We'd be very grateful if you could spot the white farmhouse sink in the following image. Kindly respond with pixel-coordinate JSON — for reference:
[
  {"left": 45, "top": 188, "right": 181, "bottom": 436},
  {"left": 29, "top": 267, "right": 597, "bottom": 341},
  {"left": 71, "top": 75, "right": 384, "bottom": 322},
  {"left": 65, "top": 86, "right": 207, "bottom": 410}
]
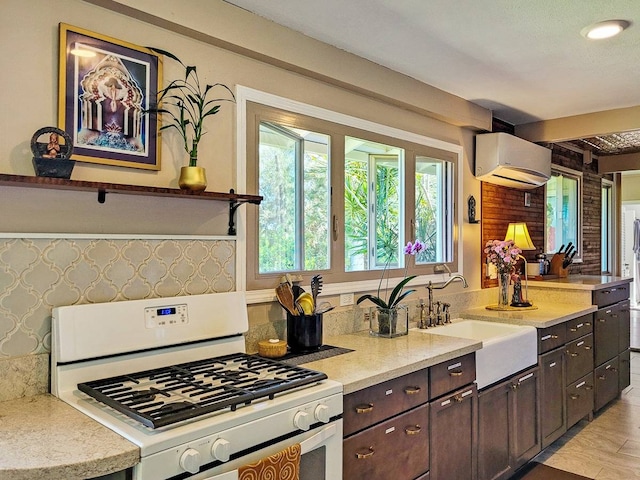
[{"left": 413, "top": 320, "right": 537, "bottom": 389}]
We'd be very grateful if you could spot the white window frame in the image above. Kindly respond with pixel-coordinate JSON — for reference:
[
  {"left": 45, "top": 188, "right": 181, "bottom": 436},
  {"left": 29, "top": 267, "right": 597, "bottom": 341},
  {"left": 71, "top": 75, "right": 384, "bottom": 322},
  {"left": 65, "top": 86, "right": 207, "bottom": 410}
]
[
  {"left": 601, "top": 178, "right": 616, "bottom": 274},
  {"left": 545, "top": 164, "right": 583, "bottom": 262},
  {"left": 235, "top": 86, "right": 464, "bottom": 304}
]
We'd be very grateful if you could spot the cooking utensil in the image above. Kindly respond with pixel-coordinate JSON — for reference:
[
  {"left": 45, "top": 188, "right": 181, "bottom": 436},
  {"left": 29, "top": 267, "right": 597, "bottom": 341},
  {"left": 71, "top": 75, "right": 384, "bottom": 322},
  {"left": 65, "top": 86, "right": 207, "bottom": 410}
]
[
  {"left": 565, "top": 242, "right": 573, "bottom": 254},
  {"left": 315, "top": 302, "right": 335, "bottom": 314},
  {"left": 296, "top": 292, "right": 314, "bottom": 315},
  {"left": 557, "top": 244, "right": 565, "bottom": 254},
  {"left": 276, "top": 283, "right": 299, "bottom": 316},
  {"left": 311, "top": 275, "right": 323, "bottom": 312}
]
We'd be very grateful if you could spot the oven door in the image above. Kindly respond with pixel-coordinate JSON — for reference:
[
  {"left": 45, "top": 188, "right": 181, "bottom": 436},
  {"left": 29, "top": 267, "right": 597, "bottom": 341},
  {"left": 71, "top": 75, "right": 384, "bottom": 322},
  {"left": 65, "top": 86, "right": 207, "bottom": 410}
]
[{"left": 188, "top": 419, "right": 342, "bottom": 480}]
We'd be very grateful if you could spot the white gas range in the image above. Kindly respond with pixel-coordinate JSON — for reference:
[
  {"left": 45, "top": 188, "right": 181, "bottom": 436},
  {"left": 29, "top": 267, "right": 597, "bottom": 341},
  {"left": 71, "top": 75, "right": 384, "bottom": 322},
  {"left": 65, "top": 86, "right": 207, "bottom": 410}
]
[{"left": 51, "top": 292, "right": 343, "bottom": 480}]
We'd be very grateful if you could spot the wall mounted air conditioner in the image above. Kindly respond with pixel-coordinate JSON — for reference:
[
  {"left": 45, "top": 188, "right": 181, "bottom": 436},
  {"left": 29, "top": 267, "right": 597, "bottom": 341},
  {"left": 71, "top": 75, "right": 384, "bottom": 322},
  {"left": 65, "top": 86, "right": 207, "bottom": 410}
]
[{"left": 475, "top": 132, "right": 551, "bottom": 189}]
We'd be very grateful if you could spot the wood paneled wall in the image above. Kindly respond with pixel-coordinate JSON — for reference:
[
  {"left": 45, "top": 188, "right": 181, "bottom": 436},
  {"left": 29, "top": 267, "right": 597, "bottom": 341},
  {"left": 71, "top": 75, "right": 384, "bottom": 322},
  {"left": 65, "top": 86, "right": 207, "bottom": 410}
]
[
  {"left": 479, "top": 140, "right": 610, "bottom": 288},
  {"left": 481, "top": 183, "right": 545, "bottom": 288}
]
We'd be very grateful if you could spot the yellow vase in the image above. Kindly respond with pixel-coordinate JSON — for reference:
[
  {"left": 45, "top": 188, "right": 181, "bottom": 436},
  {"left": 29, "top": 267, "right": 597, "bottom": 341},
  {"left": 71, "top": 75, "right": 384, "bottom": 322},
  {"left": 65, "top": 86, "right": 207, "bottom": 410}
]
[{"left": 178, "top": 166, "right": 207, "bottom": 191}]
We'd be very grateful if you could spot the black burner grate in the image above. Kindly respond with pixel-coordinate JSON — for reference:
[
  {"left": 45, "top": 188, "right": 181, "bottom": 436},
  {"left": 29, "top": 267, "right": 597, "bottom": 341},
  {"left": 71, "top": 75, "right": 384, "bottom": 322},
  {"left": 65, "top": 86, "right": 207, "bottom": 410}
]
[{"left": 78, "top": 352, "right": 327, "bottom": 429}]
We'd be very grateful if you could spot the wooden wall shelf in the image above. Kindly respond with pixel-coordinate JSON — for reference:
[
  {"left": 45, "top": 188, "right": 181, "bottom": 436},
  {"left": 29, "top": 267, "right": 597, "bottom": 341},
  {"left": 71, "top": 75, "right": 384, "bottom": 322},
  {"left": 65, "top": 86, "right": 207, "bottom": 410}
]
[{"left": 0, "top": 174, "right": 262, "bottom": 235}]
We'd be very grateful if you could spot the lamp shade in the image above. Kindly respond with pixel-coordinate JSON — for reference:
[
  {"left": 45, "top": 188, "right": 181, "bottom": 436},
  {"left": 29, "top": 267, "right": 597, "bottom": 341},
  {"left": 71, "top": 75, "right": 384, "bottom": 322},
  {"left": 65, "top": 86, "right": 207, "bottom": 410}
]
[{"left": 504, "top": 222, "right": 536, "bottom": 250}]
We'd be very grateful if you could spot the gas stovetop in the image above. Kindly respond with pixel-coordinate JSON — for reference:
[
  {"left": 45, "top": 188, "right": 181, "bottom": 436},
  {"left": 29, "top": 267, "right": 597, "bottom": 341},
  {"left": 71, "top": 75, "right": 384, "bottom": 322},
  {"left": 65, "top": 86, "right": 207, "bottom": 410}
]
[{"left": 78, "top": 352, "right": 328, "bottom": 429}]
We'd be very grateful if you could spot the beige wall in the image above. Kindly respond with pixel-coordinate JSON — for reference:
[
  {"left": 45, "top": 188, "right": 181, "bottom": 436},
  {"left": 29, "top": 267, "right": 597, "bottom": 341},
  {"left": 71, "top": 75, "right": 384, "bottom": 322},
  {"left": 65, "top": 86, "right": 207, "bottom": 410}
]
[
  {"left": 622, "top": 173, "right": 640, "bottom": 202},
  {"left": 0, "top": 0, "right": 486, "bottom": 399},
  {"left": 0, "top": 0, "right": 484, "bottom": 283}
]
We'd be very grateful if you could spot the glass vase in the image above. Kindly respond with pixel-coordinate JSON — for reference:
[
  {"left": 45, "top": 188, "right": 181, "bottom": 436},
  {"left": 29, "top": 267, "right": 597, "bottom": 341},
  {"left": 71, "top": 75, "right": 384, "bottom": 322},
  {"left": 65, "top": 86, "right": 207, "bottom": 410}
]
[
  {"left": 498, "top": 272, "right": 510, "bottom": 308},
  {"left": 370, "top": 305, "right": 408, "bottom": 338}
]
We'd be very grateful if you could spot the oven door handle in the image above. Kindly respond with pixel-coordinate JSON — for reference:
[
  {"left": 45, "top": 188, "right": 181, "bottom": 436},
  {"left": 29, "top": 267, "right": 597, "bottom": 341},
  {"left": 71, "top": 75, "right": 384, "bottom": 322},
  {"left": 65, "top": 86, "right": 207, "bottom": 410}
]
[{"left": 300, "top": 422, "right": 338, "bottom": 454}]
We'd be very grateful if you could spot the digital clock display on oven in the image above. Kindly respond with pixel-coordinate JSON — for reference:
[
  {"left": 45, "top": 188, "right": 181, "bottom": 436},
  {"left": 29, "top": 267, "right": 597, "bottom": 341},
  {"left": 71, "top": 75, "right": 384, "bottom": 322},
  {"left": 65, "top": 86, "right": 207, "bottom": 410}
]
[{"left": 157, "top": 307, "right": 176, "bottom": 316}]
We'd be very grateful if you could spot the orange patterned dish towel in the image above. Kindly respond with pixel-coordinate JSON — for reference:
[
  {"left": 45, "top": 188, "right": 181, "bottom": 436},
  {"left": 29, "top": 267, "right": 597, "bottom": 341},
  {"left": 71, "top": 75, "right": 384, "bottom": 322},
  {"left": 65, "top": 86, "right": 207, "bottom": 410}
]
[{"left": 238, "top": 443, "right": 301, "bottom": 480}]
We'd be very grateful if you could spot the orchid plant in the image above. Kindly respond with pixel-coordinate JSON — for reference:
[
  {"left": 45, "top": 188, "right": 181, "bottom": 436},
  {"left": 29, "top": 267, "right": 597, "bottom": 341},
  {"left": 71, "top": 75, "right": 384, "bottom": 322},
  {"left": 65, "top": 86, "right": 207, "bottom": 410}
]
[
  {"left": 357, "top": 240, "right": 425, "bottom": 310},
  {"left": 484, "top": 239, "right": 522, "bottom": 274}
]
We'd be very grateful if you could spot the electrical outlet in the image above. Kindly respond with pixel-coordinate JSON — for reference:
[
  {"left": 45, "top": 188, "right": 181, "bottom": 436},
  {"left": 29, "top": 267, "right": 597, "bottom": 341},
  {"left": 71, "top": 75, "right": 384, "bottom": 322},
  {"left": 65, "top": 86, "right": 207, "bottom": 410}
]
[{"left": 340, "top": 293, "right": 354, "bottom": 306}]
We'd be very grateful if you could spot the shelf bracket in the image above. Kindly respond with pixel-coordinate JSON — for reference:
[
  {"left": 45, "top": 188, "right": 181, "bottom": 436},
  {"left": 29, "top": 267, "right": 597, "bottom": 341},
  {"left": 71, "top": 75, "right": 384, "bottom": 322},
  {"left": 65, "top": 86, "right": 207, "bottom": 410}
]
[
  {"left": 228, "top": 189, "right": 261, "bottom": 235},
  {"left": 98, "top": 189, "right": 107, "bottom": 204}
]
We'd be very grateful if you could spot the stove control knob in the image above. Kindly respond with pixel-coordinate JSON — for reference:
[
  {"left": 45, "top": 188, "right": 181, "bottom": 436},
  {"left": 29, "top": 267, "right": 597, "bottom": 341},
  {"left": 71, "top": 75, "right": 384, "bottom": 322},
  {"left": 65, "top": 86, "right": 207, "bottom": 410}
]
[
  {"left": 314, "top": 404, "right": 331, "bottom": 423},
  {"left": 179, "top": 448, "right": 201, "bottom": 474},
  {"left": 293, "top": 411, "right": 311, "bottom": 431},
  {"left": 212, "top": 438, "right": 231, "bottom": 462}
]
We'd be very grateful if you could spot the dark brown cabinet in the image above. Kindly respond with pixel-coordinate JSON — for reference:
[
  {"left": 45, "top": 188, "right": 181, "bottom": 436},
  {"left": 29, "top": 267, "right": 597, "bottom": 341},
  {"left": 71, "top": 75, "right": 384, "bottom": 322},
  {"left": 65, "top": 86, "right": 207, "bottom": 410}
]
[
  {"left": 343, "top": 369, "right": 430, "bottom": 480},
  {"left": 594, "top": 306, "right": 620, "bottom": 367},
  {"left": 566, "top": 373, "right": 594, "bottom": 428},
  {"left": 540, "top": 348, "right": 566, "bottom": 447},
  {"left": 594, "top": 357, "right": 620, "bottom": 411},
  {"left": 593, "top": 288, "right": 631, "bottom": 412},
  {"left": 477, "top": 367, "right": 540, "bottom": 480},
  {"left": 343, "top": 404, "right": 429, "bottom": 480},
  {"left": 565, "top": 334, "right": 594, "bottom": 385},
  {"left": 430, "top": 384, "right": 477, "bottom": 480}
]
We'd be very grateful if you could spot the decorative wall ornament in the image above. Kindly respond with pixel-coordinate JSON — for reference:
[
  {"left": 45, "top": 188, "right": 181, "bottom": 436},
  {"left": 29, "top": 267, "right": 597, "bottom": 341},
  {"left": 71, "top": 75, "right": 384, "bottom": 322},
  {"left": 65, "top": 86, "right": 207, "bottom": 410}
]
[{"left": 58, "top": 23, "right": 162, "bottom": 170}]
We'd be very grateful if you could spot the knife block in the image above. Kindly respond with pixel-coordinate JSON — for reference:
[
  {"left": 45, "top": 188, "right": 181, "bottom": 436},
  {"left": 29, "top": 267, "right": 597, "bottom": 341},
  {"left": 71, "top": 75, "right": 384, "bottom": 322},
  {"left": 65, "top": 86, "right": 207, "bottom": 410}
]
[{"left": 550, "top": 253, "right": 569, "bottom": 277}]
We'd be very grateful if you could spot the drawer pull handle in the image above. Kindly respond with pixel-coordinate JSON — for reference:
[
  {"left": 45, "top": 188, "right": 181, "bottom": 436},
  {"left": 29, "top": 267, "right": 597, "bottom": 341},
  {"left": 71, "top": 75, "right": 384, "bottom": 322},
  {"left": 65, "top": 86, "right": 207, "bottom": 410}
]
[
  {"left": 405, "top": 425, "right": 421, "bottom": 435},
  {"left": 585, "top": 385, "right": 593, "bottom": 390},
  {"left": 598, "top": 319, "right": 606, "bottom": 323},
  {"left": 404, "top": 386, "right": 421, "bottom": 395},
  {"left": 356, "top": 447, "right": 375, "bottom": 459},
  {"left": 569, "top": 393, "right": 580, "bottom": 400},
  {"left": 510, "top": 383, "right": 518, "bottom": 391},
  {"left": 454, "top": 395, "right": 464, "bottom": 402},
  {"left": 584, "top": 346, "right": 592, "bottom": 350},
  {"left": 449, "top": 370, "right": 463, "bottom": 377},
  {"left": 586, "top": 322, "right": 591, "bottom": 326},
  {"left": 355, "top": 403, "right": 374, "bottom": 414},
  {"left": 567, "top": 351, "right": 579, "bottom": 357},
  {"left": 598, "top": 375, "right": 606, "bottom": 380}
]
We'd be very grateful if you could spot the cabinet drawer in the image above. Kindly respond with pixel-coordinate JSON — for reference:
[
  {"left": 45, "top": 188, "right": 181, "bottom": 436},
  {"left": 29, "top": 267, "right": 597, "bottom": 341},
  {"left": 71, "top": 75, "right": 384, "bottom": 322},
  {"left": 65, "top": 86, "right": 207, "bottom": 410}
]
[
  {"left": 343, "top": 403, "right": 429, "bottom": 480},
  {"left": 538, "top": 323, "right": 566, "bottom": 354},
  {"left": 565, "top": 334, "right": 593, "bottom": 385},
  {"left": 595, "top": 357, "right": 619, "bottom": 411},
  {"left": 594, "top": 305, "right": 621, "bottom": 366},
  {"left": 344, "top": 369, "right": 429, "bottom": 436},
  {"left": 593, "top": 284, "right": 630, "bottom": 308},
  {"left": 429, "top": 353, "right": 476, "bottom": 399},
  {"left": 618, "top": 301, "right": 631, "bottom": 354},
  {"left": 566, "top": 373, "right": 594, "bottom": 429},
  {"left": 566, "top": 314, "right": 593, "bottom": 342}
]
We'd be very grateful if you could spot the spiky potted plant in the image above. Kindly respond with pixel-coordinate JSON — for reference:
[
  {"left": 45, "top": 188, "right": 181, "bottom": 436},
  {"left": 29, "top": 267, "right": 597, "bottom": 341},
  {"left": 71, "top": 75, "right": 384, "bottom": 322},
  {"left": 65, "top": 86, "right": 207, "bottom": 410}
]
[{"left": 147, "top": 48, "right": 235, "bottom": 190}]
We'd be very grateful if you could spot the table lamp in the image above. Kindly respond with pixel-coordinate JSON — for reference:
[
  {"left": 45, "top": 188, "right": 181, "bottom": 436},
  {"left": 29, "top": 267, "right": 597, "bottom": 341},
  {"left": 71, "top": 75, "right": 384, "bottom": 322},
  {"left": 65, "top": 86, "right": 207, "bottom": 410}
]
[{"left": 504, "top": 222, "right": 535, "bottom": 307}]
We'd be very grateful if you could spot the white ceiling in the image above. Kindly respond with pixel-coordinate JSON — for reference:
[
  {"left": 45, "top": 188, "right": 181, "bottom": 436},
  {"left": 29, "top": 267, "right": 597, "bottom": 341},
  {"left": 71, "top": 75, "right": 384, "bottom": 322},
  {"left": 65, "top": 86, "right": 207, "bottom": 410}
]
[{"left": 224, "top": 0, "right": 640, "bottom": 126}]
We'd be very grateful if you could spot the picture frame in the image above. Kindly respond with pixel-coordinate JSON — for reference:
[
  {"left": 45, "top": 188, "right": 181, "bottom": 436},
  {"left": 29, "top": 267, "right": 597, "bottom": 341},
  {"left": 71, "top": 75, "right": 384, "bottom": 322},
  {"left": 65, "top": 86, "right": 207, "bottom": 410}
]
[{"left": 58, "top": 23, "right": 162, "bottom": 170}]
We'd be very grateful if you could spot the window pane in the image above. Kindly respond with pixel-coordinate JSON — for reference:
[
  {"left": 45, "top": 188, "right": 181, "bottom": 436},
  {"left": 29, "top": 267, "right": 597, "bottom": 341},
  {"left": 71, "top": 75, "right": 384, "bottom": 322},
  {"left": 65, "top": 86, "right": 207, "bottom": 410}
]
[
  {"left": 344, "top": 137, "right": 403, "bottom": 272},
  {"left": 546, "top": 173, "right": 579, "bottom": 253},
  {"left": 415, "top": 157, "right": 452, "bottom": 263},
  {"left": 601, "top": 184, "right": 612, "bottom": 272},
  {"left": 258, "top": 122, "right": 330, "bottom": 274}
]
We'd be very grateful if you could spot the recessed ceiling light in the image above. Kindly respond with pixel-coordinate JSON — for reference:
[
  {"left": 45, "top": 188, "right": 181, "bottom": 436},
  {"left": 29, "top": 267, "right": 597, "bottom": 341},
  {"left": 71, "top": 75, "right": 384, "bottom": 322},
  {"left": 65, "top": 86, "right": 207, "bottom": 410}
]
[{"left": 581, "top": 20, "right": 630, "bottom": 39}]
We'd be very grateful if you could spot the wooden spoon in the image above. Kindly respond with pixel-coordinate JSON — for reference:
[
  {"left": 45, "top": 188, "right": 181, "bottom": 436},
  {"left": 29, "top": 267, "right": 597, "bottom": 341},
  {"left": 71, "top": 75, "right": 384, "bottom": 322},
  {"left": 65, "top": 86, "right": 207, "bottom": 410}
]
[{"left": 275, "top": 283, "right": 299, "bottom": 316}]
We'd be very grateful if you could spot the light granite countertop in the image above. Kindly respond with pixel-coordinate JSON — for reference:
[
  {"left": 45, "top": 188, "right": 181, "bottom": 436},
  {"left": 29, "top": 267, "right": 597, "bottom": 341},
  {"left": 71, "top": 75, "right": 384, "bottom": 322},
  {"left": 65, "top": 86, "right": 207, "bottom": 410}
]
[
  {"left": 461, "top": 303, "right": 597, "bottom": 329},
  {"left": 299, "top": 329, "right": 482, "bottom": 394},
  {"left": 0, "top": 394, "right": 138, "bottom": 480},
  {"left": 528, "top": 274, "right": 632, "bottom": 290}
]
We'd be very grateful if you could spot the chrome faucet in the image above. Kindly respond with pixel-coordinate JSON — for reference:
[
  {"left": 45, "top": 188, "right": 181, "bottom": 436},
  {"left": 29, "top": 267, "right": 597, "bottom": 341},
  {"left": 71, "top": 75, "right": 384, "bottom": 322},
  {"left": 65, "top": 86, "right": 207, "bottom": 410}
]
[{"left": 418, "top": 274, "right": 468, "bottom": 329}]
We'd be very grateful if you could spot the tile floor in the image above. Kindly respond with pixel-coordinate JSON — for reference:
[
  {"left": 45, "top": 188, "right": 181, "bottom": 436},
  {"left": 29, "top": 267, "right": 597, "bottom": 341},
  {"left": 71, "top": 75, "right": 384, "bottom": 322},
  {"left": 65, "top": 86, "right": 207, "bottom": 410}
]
[{"left": 534, "top": 334, "right": 640, "bottom": 478}]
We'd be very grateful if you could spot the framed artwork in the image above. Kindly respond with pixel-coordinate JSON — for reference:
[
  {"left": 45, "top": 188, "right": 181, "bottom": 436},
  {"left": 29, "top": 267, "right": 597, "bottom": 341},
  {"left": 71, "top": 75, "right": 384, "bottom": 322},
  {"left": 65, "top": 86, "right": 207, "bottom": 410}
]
[{"left": 58, "top": 23, "right": 162, "bottom": 170}]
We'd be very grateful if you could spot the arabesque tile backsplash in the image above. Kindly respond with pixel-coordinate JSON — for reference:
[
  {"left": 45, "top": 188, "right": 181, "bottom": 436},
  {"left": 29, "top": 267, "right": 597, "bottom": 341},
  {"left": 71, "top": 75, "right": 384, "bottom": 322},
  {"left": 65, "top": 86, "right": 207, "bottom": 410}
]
[{"left": 0, "top": 237, "right": 235, "bottom": 358}]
